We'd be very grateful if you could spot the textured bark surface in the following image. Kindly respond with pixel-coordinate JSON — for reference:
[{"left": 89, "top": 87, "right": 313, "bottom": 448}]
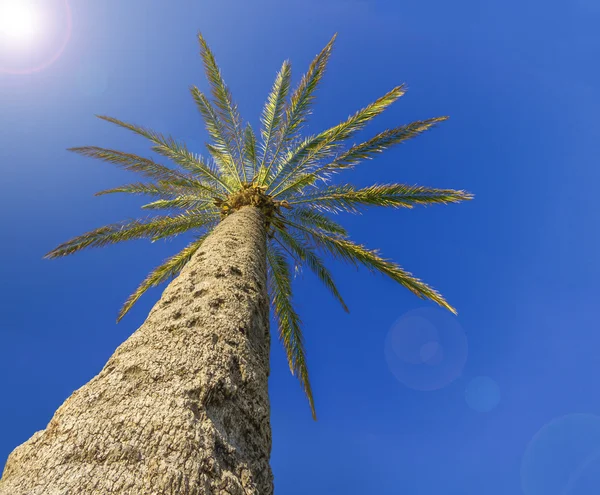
[{"left": 0, "top": 206, "right": 273, "bottom": 495}]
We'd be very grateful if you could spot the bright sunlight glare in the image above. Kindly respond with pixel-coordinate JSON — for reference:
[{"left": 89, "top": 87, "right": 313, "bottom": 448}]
[{"left": 0, "top": 1, "right": 41, "bottom": 45}]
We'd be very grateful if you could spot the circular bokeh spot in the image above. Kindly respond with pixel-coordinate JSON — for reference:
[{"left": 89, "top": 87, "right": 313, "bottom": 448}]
[
  {"left": 465, "top": 376, "right": 500, "bottom": 412},
  {"left": 521, "top": 413, "right": 600, "bottom": 495},
  {"left": 577, "top": 0, "right": 600, "bottom": 14},
  {"left": 420, "top": 341, "right": 443, "bottom": 366},
  {"left": 384, "top": 307, "right": 468, "bottom": 391},
  {"left": 76, "top": 63, "right": 109, "bottom": 97},
  {"left": 0, "top": 0, "right": 72, "bottom": 75}
]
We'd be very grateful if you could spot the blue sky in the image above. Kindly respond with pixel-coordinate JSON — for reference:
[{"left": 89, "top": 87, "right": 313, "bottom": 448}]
[{"left": 1, "top": 0, "right": 600, "bottom": 493}]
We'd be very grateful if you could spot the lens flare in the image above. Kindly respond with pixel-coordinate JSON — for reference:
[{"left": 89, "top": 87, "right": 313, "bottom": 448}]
[
  {"left": 0, "top": 0, "right": 72, "bottom": 75},
  {"left": 0, "top": 1, "right": 40, "bottom": 44},
  {"left": 384, "top": 307, "right": 468, "bottom": 391},
  {"left": 522, "top": 414, "right": 600, "bottom": 495}
]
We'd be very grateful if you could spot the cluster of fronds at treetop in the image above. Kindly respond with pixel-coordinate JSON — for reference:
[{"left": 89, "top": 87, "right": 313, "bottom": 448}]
[{"left": 46, "top": 33, "right": 473, "bottom": 419}]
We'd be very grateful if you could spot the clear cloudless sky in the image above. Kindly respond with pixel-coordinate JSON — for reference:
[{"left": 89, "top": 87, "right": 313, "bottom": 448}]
[{"left": 1, "top": 0, "right": 600, "bottom": 493}]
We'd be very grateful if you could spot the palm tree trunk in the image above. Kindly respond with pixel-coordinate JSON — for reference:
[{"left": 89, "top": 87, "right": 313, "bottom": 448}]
[{"left": 0, "top": 206, "right": 273, "bottom": 495}]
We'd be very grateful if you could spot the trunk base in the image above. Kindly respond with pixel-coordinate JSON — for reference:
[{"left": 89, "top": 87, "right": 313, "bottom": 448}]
[{"left": 0, "top": 206, "right": 273, "bottom": 495}]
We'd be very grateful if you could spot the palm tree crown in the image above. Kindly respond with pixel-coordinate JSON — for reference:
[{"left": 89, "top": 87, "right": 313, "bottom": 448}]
[{"left": 46, "top": 33, "right": 472, "bottom": 418}]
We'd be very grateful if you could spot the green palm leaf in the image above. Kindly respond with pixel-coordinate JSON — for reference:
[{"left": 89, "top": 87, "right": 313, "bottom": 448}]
[
  {"left": 45, "top": 212, "right": 218, "bottom": 258},
  {"left": 282, "top": 219, "right": 456, "bottom": 314},
  {"left": 289, "top": 207, "right": 348, "bottom": 237},
  {"left": 191, "top": 86, "right": 244, "bottom": 184},
  {"left": 197, "top": 33, "right": 245, "bottom": 164},
  {"left": 275, "top": 228, "right": 349, "bottom": 312},
  {"left": 267, "top": 242, "right": 316, "bottom": 419},
  {"left": 244, "top": 123, "right": 258, "bottom": 179},
  {"left": 68, "top": 146, "right": 219, "bottom": 194},
  {"left": 141, "top": 197, "right": 217, "bottom": 211},
  {"left": 257, "top": 60, "right": 292, "bottom": 183},
  {"left": 260, "top": 35, "right": 337, "bottom": 185},
  {"left": 289, "top": 183, "right": 473, "bottom": 213},
  {"left": 268, "top": 85, "right": 406, "bottom": 196},
  {"left": 329, "top": 118, "right": 448, "bottom": 170},
  {"left": 275, "top": 117, "right": 448, "bottom": 197},
  {"left": 94, "top": 181, "right": 213, "bottom": 200},
  {"left": 282, "top": 35, "right": 337, "bottom": 141},
  {"left": 96, "top": 115, "right": 231, "bottom": 192}
]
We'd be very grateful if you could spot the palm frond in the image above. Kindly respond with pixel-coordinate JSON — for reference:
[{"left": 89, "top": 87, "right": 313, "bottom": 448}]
[
  {"left": 94, "top": 181, "right": 216, "bottom": 201},
  {"left": 68, "top": 146, "right": 218, "bottom": 192},
  {"left": 96, "top": 115, "right": 231, "bottom": 192},
  {"left": 282, "top": 219, "right": 456, "bottom": 314},
  {"left": 244, "top": 123, "right": 258, "bottom": 179},
  {"left": 281, "top": 34, "right": 337, "bottom": 142},
  {"left": 330, "top": 117, "right": 448, "bottom": 170},
  {"left": 289, "top": 207, "right": 349, "bottom": 237},
  {"left": 94, "top": 182, "right": 176, "bottom": 198},
  {"left": 289, "top": 183, "right": 473, "bottom": 213},
  {"left": 141, "top": 197, "right": 217, "bottom": 211},
  {"left": 191, "top": 86, "right": 244, "bottom": 184},
  {"left": 275, "top": 117, "right": 448, "bottom": 197},
  {"left": 197, "top": 33, "right": 245, "bottom": 164},
  {"left": 257, "top": 60, "right": 292, "bottom": 183},
  {"left": 45, "top": 212, "right": 218, "bottom": 258},
  {"left": 261, "top": 35, "right": 337, "bottom": 182},
  {"left": 275, "top": 228, "right": 349, "bottom": 312},
  {"left": 268, "top": 85, "right": 406, "bottom": 196},
  {"left": 117, "top": 232, "right": 210, "bottom": 321},
  {"left": 151, "top": 141, "right": 231, "bottom": 193},
  {"left": 267, "top": 242, "right": 316, "bottom": 419},
  {"left": 204, "top": 142, "right": 243, "bottom": 185}
]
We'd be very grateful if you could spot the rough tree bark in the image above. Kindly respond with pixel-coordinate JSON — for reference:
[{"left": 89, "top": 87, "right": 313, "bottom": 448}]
[{"left": 0, "top": 206, "right": 273, "bottom": 495}]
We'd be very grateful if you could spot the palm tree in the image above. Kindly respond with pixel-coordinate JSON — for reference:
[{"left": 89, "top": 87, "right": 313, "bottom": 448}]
[{"left": 0, "top": 34, "right": 472, "bottom": 495}]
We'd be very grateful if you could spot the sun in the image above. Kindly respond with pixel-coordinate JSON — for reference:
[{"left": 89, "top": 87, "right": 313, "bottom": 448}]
[{"left": 0, "top": 1, "right": 41, "bottom": 45}]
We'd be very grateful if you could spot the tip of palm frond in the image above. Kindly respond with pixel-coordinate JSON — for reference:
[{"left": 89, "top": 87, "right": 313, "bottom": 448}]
[
  {"left": 423, "top": 115, "right": 449, "bottom": 128},
  {"left": 196, "top": 32, "right": 213, "bottom": 57},
  {"left": 306, "top": 385, "right": 317, "bottom": 420},
  {"left": 43, "top": 246, "right": 65, "bottom": 259},
  {"left": 445, "top": 189, "right": 474, "bottom": 203},
  {"left": 313, "top": 33, "right": 337, "bottom": 54},
  {"left": 413, "top": 280, "right": 457, "bottom": 315},
  {"left": 96, "top": 114, "right": 123, "bottom": 128},
  {"left": 96, "top": 114, "right": 127, "bottom": 128},
  {"left": 337, "top": 296, "right": 350, "bottom": 313},
  {"left": 432, "top": 295, "right": 457, "bottom": 315},
  {"left": 388, "top": 84, "right": 407, "bottom": 100},
  {"left": 444, "top": 301, "right": 458, "bottom": 315},
  {"left": 116, "top": 299, "right": 134, "bottom": 323},
  {"left": 444, "top": 188, "right": 474, "bottom": 203}
]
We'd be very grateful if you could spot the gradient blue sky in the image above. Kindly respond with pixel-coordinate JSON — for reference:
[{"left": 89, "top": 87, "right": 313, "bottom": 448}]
[{"left": 1, "top": 1, "right": 600, "bottom": 493}]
